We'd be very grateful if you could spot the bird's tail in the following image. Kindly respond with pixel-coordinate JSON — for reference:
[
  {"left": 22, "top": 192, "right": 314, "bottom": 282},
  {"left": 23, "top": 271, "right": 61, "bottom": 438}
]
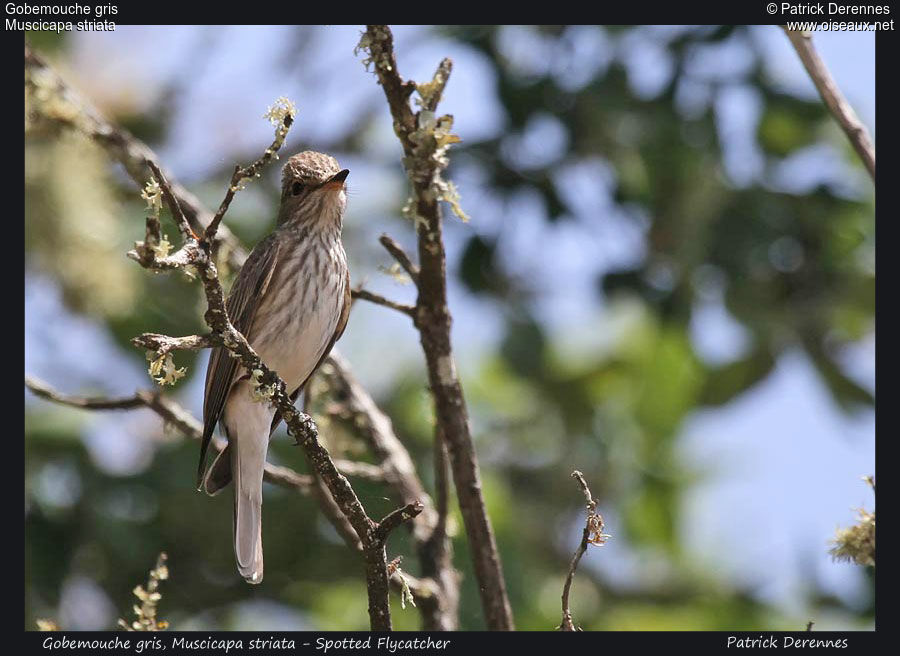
[
  {"left": 231, "top": 431, "right": 266, "bottom": 585},
  {"left": 202, "top": 444, "right": 232, "bottom": 496}
]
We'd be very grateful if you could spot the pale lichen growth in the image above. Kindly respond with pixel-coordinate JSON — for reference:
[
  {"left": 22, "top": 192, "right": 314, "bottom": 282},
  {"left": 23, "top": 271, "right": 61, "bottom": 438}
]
[
  {"left": 407, "top": 111, "right": 469, "bottom": 225},
  {"left": 436, "top": 355, "right": 457, "bottom": 387},
  {"left": 586, "top": 511, "right": 612, "bottom": 547},
  {"left": 249, "top": 368, "right": 276, "bottom": 403},
  {"left": 387, "top": 557, "right": 416, "bottom": 611},
  {"left": 829, "top": 476, "right": 875, "bottom": 567},
  {"left": 354, "top": 32, "right": 375, "bottom": 71},
  {"left": 355, "top": 27, "right": 393, "bottom": 74},
  {"left": 433, "top": 116, "right": 462, "bottom": 150},
  {"left": 224, "top": 96, "right": 297, "bottom": 195},
  {"left": 354, "top": 29, "right": 469, "bottom": 226},
  {"left": 222, "top": 332, "right": 239, "bottom": 350},
  {"left": 263, "top": 96, "right": 296, "bottom": 146},
  {"left": 147, "top": 352, "right": 186, "bottom": 387},
  {"left": 398, "top": 572, "right": 416, "bottom": 610},
  {"left": 415, "top": 76, "right": 447, "bottom": 109},
  {"left": 830, "top": 508, "right": 875, "bottom": 566},
  {"left": 25, "top": 64, "right": 84, "bottom": 130},
  {"left": 181, "top": 264, "right": 198, "bottom": 281},
  {"left": 378, "top": 262, "right": 412, "bottom": 285},
  {"left": 150, "top": 233, "right": 172, "bottom": 260},
  {"left": 435, "top": 179, "right": 469, "bottom": 223},
  {"left": 141, "top": 179, "right": 163, "bottom": 217},
  {"left": 264, "top": 96, "right": 296, "bottom": 129},
  {"left": 402, "top": 196, "right": 429, "bottom": 233},
  {"left": 118, "top": 552, "right": 169, "bottom": 631}
]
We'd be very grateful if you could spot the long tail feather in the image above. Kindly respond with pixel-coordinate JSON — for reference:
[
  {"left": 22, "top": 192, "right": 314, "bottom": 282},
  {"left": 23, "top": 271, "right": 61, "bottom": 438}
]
[{"left": 231, "top": 423, "right": 266, "bottom": 585}]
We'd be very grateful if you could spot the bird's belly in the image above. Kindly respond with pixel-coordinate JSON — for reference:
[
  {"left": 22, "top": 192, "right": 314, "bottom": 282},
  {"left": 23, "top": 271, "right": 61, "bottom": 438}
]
[
  {"left": 249, "top": 269, "right": 344, "bottom": 392},
  {"left": 258, "top": 307, "right": 338, "bottom": 389}
]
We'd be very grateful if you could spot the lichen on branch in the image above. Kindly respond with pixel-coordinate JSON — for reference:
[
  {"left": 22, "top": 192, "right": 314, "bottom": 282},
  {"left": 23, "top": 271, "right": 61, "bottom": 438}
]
[
  {"left": 118, "top": 552, "right": 169, "bottom": 632},
  {"left": 829, "top": 476, "right": 875, "bottom": 567},
  {"left": 123, "top": 96, "right": 422, "bottom": 631},
  {"left": 357, "top": 24, "right": 511, "bottom": 631}
]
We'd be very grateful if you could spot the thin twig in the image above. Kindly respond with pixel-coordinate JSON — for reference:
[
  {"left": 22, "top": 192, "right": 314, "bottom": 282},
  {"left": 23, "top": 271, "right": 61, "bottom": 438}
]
[
  {"left": 137, "top": 214, "right": 163, "bottom": 267},
  {"left": 320, "top": 353, "right": 439, "bottom": 541},
  {"left": 379, "top": 234, "right": 420, "bottom": 287},
  {"left": 147, "top": 161, "right": 195, "bottom": 242},
  {"left": 204, "top": 101, "right": 293, "bottom": 244},
  {"left": 319, "top": 353, "right": 459, "bottom": 629},
  {"left": 351, "top": 288, "right": 416, "bottom": 318},
  {"left": 132, "top": 126, "right": 409, "bottom": 630},
  {"left": 430, "top": 426, "right": 450, "bottom": 550},
  {"left": 25, "top": 377, "right": 315, "bottom": 495},
  {"left": 131, "top": 333, "right": 215, "bottom": 356},
  {"left": 414, "top": 425, "right": 458, "bottom": 630},
  {"left": 375, "top": 502, "right": 426, "bottom": 542},
  {"left": 24, "top": 43, "right": 247, "bottom": 270},
  {"left": 559, "top": 471, "right": 609, "bottom": 631},
  {"left": 26, "top": 376, "right": 425, "bottom": 567},
  {"left": 782, "top": 28, "right": 875, "bottom": 181},
  {"left": 26, "top": 44, "right": 447, "bottom": 630},
  {"left": 333, "top": 459, "right": 389, "bottom": 483},
  {"left": 25, "top": 377, "right": 145, "bottom": 410}
]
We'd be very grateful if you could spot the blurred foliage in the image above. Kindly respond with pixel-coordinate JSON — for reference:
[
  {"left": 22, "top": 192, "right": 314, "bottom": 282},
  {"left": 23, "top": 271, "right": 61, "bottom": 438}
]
[{"left": 25, "top": 25, "right": 874, "bottom": 631}]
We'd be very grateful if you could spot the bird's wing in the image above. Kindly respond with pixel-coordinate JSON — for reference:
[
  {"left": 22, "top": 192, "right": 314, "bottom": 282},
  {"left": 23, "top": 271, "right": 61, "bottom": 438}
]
[
  {"left": 268, "top": 267, "right": 352, "bottom": 436},
  {"left": 198, "top": 234, "right": 282, "bottom": 485}
]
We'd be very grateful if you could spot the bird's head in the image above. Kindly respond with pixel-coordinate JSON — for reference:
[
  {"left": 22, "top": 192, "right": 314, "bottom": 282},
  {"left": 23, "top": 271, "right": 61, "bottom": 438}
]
[{"left": 277, "top": 151, "right": 349, "bottom": 228}]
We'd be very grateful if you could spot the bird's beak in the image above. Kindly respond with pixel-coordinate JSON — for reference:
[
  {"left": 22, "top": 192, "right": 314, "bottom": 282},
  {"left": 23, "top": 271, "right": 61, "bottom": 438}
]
[{"left": 323, "top": 169, "right": 350, "bottom": 191}]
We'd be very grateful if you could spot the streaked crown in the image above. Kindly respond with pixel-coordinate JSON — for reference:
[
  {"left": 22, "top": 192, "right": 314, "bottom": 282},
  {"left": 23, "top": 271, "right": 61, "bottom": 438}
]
[{"left": 282, "top": 151, "right": 341, "bottom": 186}]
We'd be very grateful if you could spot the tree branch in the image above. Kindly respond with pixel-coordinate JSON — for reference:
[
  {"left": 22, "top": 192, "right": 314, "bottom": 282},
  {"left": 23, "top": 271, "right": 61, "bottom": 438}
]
[
  {"left": 25, "top": 377, "right": 316, "bottom": 495},
  {"left": 782, "top": 28, "right": 875, "bottom": 182},
  {"left": 359, "top": 24, "right": 514, "bottom": 630},
  {"left": 24, "top": 43, "right": 248, "bottom": 270},
  {"left": 130, "top": 333, "right": 215, "bottom": 356},
  {"left": 26, "top": 373, "right": 432, "bottom": 618},
  {"left": 351, "top": 288, "right": 416, "bottom": 318},
  {"left": 379, "top": 234, "right": 420, "bottom": 287},
  {"left": 319, "top": 352, "right": 460, "bottom": 630},
  {"left": 147, "top": 160, "right": 196, "bottom": 242},
  {"left": 375, "top": 502, "right": 425, "bottom": 542},
  {"left": 128, "top": 122, "right": 419, "bottom": 630},
  {"left": 27, "top": 42, "right": 453, "bottom": 631},
  {"left": 204, "top": 102, "right": 292, "bottom": 245},
  {"left": 25, "top": 376, "right": 145, "bottom": 410},
  {"left": 27, "top": 374, "right": 440, "bottom": 621},
  {"left": 559, "top": 471, "right": 609, "bottom": 631}
]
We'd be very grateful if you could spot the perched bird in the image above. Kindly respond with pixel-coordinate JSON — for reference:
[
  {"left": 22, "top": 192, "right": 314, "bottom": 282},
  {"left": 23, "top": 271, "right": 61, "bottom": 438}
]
[{"left": 198, "top": 151, "right": 351, "bottom": 584}]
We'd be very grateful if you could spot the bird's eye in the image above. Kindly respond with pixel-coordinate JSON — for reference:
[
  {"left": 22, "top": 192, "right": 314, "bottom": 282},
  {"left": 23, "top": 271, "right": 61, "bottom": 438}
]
[{"left": 291, "top": 182, "right": 305, "bottom": 196}]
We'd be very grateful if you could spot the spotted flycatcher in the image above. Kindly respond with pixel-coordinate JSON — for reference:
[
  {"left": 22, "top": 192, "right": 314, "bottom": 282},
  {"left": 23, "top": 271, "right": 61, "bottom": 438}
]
[{"left": 198, "top": 151, "right": 351, "bottom": 584}]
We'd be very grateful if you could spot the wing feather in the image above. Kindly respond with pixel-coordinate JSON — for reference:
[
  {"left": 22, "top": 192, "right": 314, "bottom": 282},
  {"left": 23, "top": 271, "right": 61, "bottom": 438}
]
[{"left": 198, "top": 234, "right": 281, "bottom": 485}]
